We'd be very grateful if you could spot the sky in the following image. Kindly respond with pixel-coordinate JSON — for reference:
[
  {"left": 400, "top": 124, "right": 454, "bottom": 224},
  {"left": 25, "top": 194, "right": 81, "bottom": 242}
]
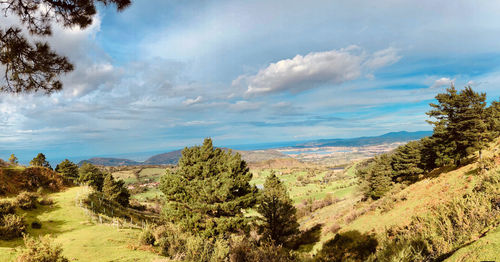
[{"left": 2, "top": 0, "right": 500, "bottom": 164}]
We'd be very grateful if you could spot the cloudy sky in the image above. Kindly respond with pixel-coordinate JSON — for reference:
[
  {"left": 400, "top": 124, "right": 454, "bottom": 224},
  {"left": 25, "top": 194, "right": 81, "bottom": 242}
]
[{"left": 2, "top": 0, "right": 500, "bottom": 163}]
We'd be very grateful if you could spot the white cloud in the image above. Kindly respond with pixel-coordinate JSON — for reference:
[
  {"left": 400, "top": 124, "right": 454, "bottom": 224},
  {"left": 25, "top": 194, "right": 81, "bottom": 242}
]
[
  {"left": 183, "top": 96, "right": 203, "bottom": 106},
  {"left": 236, "top": 46, "right": 400, "bottom": 96},
  {"left": 430, "top": 77, "right": 454, "bottom": 89}
]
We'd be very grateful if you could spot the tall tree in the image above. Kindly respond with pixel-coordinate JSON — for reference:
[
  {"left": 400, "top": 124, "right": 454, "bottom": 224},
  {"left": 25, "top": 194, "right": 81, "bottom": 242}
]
[
  {"left": 427, "top": 86, "right": 491, "bottom": 165},
  {"left": 257, "top": 171, "right": 299, "bottom": 246},
  {"left": 159, "top": 138, "right": 257, "bottom": 237},
  {"left": 367, "top": 155, "right": 393, "bottom": 199},
  {"left": 102, "top": 174, "right": 130, "bottom": 206},
  {"left": 8, "top": 154, "right": 18, "bottom": 165},
  {"left": 78, "top": 162, "right": 104, "bottom": 191},
  {"left": 29, "top": 153, "right": 51, "bottom": 169},
  {"left": 0, "top": 0, "right": 131, "bottom": 93},
  {"left": 55, "top": 159, "right": 79, "bottom": 182},
  {"left": 391, "top": 141, "right": 424, "bottom": 183}
]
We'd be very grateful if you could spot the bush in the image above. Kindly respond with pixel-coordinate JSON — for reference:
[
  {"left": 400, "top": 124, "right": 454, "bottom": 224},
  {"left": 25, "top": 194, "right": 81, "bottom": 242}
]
[
  {"left": 139, "top": 224, "right": 155, "bottom": 246},
  {"left": 0, "top": 199, "right": 16, "bottom": 216},
  {"left": 0, "top": 214, "right": 26, "bottom": 240},
  {"left": 16, "top": 235, "right": 69, "bottom": 262},
  {"left": 15, "top": 192, "right": 40, "bottom": 210},
  {"left": 229, "top": 235, "right": 299, "bottom": 262}
]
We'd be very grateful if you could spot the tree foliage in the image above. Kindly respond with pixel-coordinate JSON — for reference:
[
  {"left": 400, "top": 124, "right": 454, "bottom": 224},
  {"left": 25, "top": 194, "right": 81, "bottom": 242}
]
[
  {"left": 78, "top": 162, "right": 104, "bottom": 191},
  {"left": 0, "top": 0, "right": 131, "bottom": 93},
  {"left": 29, "top": 153, "right": 51, "bottom": 169},
  {"left": 8, "top": 154, "right": 18, "bottom": 164},
  {"left": 257, "top": 172, "right": 299, "bottom": 246},
  {"left": 159, "top": 138, "right": 257, "bottom": 237},
  {"left": 427, "top": 86, "right": 491, "bottom": 165},
  {"left": 102, "top": 173, "right": 130, "bottom": 206},
  {"left": 55, "top": 159, "right": 79, "bottom": 182}
]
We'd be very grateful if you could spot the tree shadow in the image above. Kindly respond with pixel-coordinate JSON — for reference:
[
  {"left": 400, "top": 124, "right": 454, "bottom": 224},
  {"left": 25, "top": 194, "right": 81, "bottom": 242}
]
[{"left": 290, "top": 223, "right": 322, "bottom": 252}]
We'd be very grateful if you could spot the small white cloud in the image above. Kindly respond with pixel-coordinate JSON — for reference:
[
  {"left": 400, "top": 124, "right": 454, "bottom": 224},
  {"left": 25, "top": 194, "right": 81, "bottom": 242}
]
[
  {"left": 363, "top": 47, "right": 401, "bottom": 70},
  {"left": 229, "top": 100, "right": 262, "bottom": 112},
  {"left": 430, "top": 77, "right": 454, "bottom": 88},
  {"left": 182, "top": 96, "right": 203, "bottom": 106}
]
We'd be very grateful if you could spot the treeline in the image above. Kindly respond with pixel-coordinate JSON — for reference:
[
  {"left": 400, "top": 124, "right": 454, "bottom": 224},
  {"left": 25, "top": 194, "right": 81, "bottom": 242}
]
[{"left": 357, "top": 86, "right": 500, "bottom": 199}]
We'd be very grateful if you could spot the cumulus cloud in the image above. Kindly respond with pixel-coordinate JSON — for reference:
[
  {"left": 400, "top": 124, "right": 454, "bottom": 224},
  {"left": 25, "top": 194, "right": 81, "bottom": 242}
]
[
  {"left": 430, "top": 77, "right": 454, "bottom": 89},
  {"left": 235, "top": 46, "right": 400, "bottom": 96}
]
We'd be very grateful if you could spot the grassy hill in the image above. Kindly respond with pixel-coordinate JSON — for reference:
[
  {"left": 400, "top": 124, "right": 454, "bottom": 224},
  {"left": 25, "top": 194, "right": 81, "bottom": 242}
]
[
  {"left": 294, "top": 139, "right": 500, "bottom": 259},
  {"left": 0, "top": 187, "right": 161, "bottom": 262}
]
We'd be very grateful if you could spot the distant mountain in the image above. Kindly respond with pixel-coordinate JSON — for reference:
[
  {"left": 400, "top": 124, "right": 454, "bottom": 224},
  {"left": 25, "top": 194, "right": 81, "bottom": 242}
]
[
  {"left": 77, "top": 131, "right": 433, "bottom": 166},
  {"left": 78, "top": 157, "right": 141, "bottom": 166},
  {"left": 143, "top": 150, "right": 182, "bottom": 165},
  {"left": 294, "top": 131, "right": 432, "bottom": 148}
]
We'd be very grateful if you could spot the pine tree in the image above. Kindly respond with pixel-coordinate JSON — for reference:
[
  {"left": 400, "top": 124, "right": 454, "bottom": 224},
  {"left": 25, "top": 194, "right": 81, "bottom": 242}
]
[
  {"left": 55, "top": 159, "right": 79, "bottom": 183},
  {"left": 427, "top": 86, "right": 491, "bottom": 165},
  {"left": 8, "top": 154, "right": 18, "bottom": 165},
  {"left": 78, "top": 163, "right": 104, "bottom": 191},
  {"left": 257, "top": 172, "right": 299, "bottom": 246},
  {"left": 102, "top": 174, "right": 130, "bottom": 206},
  {"left": 159, "top": 138, "right": 257, "bottom": 237},
  {"left": 391, "top": 141, "right": 424, "bottom": 183},
  {"left": 367, "top": 155, "right": 393, "bottom": 199},
  {"left": 29, "top": 153, "right": 51, "bottom": 169},
  {"left": 1, "top": 0, "right": 130, "bottom": 94}
]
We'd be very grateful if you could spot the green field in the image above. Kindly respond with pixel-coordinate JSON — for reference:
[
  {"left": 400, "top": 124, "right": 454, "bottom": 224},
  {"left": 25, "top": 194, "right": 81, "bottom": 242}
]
[{"left": 0, "top": 187, "right": 161, "bottom": 262}]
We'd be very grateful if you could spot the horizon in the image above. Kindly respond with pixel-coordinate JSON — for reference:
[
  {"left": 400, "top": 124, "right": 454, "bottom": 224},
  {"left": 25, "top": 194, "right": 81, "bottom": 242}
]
[
  {"left": 3, "top": 1, "right": 500, "bottom": 165},
  {"left": 2, "top": 130, "right": 431, "bottom": 166}
]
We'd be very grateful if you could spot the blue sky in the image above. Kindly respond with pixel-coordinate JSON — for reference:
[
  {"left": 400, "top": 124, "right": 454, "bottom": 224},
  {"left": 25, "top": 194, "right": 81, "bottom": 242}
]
[{"left": 2, "top": 0, "right": 500, "bottom": 164}]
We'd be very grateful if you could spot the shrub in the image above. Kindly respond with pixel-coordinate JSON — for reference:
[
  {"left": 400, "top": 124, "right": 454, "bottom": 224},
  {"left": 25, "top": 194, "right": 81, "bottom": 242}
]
[
  {"left": 16, "top": 235, "right": 69, "bottom": 262},
  {"left": 0, "top": 214, "right": 26, "bottom": 240},
  {"left": 229, "top": 236, "right": 298, "bottom": 262},
  {"left": 16, "top": 192, "right": 40, "bottom": 210},
  {"left": 139, "top": 224, "right": 155, "bottom": 246},
  {"left": 0, "top": 199, "right": 16, "bottom": 216}
]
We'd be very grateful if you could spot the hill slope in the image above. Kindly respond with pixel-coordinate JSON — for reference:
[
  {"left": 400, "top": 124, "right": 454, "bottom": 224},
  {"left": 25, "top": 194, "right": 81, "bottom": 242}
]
[{"left": 0, "top": 187, "right": 160, "bottom": 261}]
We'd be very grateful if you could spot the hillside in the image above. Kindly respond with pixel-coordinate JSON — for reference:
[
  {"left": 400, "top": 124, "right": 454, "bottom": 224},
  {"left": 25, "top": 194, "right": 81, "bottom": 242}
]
[
  {"left": 143, "top": 149, "right": 182, "bottom": 165},
  {"left": 295, "top": 138, "right": 500, "bottom": 260},
  {"left": 0, "top": 187, "right": 161, "bottom": 261},
  {"left": 0, "top": 167, "right": 65, "bottom": 195}
]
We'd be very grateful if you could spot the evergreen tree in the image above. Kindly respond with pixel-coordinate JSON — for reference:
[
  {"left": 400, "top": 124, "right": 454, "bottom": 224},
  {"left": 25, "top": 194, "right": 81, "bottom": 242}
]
[
  {"left": 1, "top": 0, "right": 130, "bottom": 94},
  {"left": 102, "top": 174, "right": 130, "bottom": 207},
  {"left": 159, "top": 138, "right": 257, "bottom": 237},
  {"left": 427, "top": 86, "right": 491, "bottom": 165},
  {"left": 8, "top": 154, "right": 18, "bottom": 165},
  {"left": 486, "top": 100, "right": 500, "bottom": 138},
  {"left": 257, "top": 172, "right": 299, "bottom": 246},
  {"left": 367, "top": 155, "right": 393, "bottom": 199},
  {"left": 78, "top": 163, "right": 104, "bottom": 191},
  {"left": 391, "top": 141, "right": 424, "bottom": 183},
  {"left": 55, "top": 159, "right": 79, "bottom": 183},
  {"left": 29, "top": 153, "right": 51, "bottom": 169}
]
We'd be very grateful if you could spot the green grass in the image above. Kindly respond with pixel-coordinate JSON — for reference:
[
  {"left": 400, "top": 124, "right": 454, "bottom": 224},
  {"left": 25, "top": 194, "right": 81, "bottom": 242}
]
[
  {"left": 250, "top": 168, "right": 357, "bottom": 204},
  {"left": 0, "top": 187, "right": 161, "bottom": 262}
]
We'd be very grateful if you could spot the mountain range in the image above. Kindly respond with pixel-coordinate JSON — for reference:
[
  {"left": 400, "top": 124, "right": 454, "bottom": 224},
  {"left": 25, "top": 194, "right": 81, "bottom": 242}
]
[{"left": 78, "top": 131, "right": 432, "bottom": 166}]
